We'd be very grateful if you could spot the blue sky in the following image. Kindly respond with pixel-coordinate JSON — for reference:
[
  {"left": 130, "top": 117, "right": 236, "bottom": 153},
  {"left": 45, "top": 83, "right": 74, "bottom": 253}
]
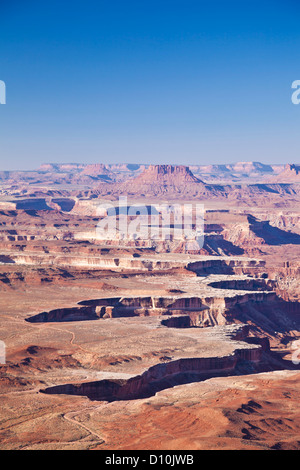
[{"left": 0, "top": 0, "right": 300, "bottom": 170}]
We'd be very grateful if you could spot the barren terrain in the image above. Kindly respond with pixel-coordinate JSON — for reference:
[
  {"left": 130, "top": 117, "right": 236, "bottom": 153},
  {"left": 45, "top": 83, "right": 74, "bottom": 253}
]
[{"left": 1, "top": 163, "right": 300, "bottom": 450}]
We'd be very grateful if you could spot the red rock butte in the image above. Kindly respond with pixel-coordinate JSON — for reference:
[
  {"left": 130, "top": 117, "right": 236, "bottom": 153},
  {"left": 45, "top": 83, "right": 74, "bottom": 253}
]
[{"left": 134, "top": 164, "right": 203, "bottom": 185}]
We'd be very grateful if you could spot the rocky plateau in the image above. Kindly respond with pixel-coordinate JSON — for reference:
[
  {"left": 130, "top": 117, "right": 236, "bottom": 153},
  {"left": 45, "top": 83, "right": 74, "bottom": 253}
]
[{"left": 1, "top": 162, "right": 300, "bottom": 450}]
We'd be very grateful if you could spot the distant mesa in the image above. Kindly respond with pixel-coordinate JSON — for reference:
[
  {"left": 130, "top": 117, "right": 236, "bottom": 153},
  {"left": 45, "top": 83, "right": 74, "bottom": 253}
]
[
  {"left": 230, "top": 161, "right": 274, "bottom": 173},
  {"left": 39, "top": 164, "right": 60, "bottom": 172},
  {"left": 187, "top": 161, "right": 282, "bottom": 184},
  {"left": 77, "top": 164, "right": 112, "bottom": 182},
  {"left": 282, "top": 163, "right": 300, "bottom": 177},
  {"left": 80, "top": 164, "right": 111, "bottom": 177},
  {"left": 39, "top": 163, "right": 85, "bottom": 172},
  {"left": 265, "top": 163, "right": 300, "bottom": 183},
  {"left": 102, "top": 164, "right": 226, "bottom": 199},
  {"left": 131, "top": 164, "right": 204, "bottom": 185},
  {"left": 190, "top": 161, "right": 275, "bottom": 177}
]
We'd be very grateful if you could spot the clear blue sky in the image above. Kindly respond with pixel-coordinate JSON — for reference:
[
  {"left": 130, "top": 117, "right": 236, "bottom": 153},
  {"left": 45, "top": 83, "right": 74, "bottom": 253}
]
[{"left": 0, "top": 0, "right": 300, "bottom": 170}]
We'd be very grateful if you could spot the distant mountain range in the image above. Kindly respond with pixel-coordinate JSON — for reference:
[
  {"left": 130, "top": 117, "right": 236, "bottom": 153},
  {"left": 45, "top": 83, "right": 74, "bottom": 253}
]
[
  {"left": 0, "top": 161, "right": 299, "bottom": 193},
  {"left": 1, "top": 162, "right": 300, "bottom": 209},
  {"left": 0, "top": 160, "right": 291, "bottom": 184}
]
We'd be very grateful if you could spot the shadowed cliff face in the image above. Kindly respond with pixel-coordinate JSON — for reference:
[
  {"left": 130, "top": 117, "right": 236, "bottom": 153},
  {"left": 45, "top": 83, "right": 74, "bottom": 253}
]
[
  {"left": 24, "top": 287, "right": 300, "bottom": 345},
  {"left": 221, "top": 215, "right": 300, "bottom": 250},
  {"left": 208, "top": 278, "right": 275, "bottom": 291},
  {"left": 24, "top": 291, "right": 276, "bottom": 324},
  {"left": 14, "top": 199, "right": 54, "bottom": 211},
  {"left": 40, "top": 326, "right": 292, "bottom": 402},
  {"left": 41, "top": 357, "right": 240, "bottom": 401},
  {"left": 247, "top": 216, "right": 300, "bottom": 246}
]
